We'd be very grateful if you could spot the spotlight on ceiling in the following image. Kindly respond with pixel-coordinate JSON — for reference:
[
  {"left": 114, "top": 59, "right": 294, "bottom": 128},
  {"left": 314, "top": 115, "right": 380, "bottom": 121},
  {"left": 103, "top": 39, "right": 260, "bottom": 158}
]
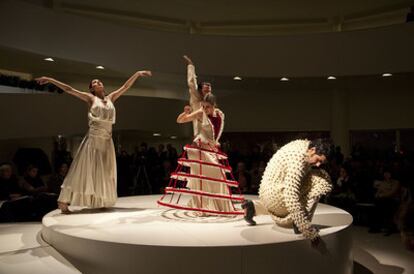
[
  {"left": 153, "top": 133, "right": 161, "bottom": 137},
  {"left": 44, "top": 57, "right": 54, "bottom": 62},
  {"left": 170, "top": 135, "right": 177, "bottom": 140},
  {"left": 382, "top": 73, "right": 392, "bottom": 77},
  {"left": 327, "top": 76, "right": 336, "bottom": 80},
  {"left": 96, "top": 65, "right": 105, "bottom": 70},
  {"left": 280, "top": 77, "right": 289, "bottom": 81},
  {"left": 233, "top": 76, "right": 242, "bottom": 81}
]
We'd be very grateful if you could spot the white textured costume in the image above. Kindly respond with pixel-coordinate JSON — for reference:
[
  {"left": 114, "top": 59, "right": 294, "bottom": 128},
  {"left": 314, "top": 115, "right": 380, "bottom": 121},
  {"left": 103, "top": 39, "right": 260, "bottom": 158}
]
[
  {"left": 58, "top": 96, "right": 117, "bottom": 208},
  {"left": 254, "top": 139, "right": 332, "bottom": 239}
]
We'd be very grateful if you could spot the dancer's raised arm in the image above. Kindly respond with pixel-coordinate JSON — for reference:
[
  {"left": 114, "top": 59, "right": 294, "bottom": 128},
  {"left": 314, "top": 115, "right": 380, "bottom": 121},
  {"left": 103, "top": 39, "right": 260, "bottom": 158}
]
[
  {"left": 184, "top": 55, "right": 201, "bottom": 105},
  {"left": 36, "top": 77, "right": 93, "bottom": 103},
  {"left": 108, "top": 70, "right": 152, "bottom": 102},
  {"left": 177, "top": 106, "right": 202, "bottom": 124}
]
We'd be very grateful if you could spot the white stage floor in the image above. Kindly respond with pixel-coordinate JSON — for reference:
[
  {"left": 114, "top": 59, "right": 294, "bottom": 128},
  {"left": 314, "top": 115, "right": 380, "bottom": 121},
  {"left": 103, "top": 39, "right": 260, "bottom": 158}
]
[
  {"left": 0, "top": 223, "right": 80, "bottom": 274},
  {"left": 40, "top": 195, "right": 353, "bottom": 274},
  {"left": 42, "top": 195, "right": 352, "bottom": 247}
]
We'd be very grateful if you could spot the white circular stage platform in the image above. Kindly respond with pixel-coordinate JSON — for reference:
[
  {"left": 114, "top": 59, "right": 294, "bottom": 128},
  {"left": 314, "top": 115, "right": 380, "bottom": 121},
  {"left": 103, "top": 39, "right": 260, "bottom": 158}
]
[{"left": 41, "top": 195, "right": 353, "bottom": 274}]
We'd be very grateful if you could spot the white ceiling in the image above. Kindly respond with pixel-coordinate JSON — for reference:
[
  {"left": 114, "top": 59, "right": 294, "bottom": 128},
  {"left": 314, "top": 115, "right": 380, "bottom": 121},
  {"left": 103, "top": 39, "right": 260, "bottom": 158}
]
[{"left": 1, "top": 0, "right": 414, "bottom": 97}]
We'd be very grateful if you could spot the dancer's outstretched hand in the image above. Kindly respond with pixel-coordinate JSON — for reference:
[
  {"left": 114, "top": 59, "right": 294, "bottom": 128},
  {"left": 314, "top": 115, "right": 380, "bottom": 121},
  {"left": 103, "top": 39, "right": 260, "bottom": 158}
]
[
  {"left": 183, "top": 55, "right": 193, "bottom": 65},
  {"left": 138, "top": 71, "right": 152, "bottom": 77},
  {"left": 35, "top": 76, "right": 51, "bottom": 85},
  {"left": 184, "top": 105, "right": 191, "bottom": 114}
]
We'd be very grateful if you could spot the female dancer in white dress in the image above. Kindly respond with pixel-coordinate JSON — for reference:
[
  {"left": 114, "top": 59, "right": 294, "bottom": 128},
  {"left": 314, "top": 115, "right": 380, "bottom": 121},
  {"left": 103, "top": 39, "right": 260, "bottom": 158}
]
[
  {"left": 36, "top": 71, "right": 151, "bottom": 213},
  {"left": 157, "top": 93, "right": 243, "bottom": 215}
]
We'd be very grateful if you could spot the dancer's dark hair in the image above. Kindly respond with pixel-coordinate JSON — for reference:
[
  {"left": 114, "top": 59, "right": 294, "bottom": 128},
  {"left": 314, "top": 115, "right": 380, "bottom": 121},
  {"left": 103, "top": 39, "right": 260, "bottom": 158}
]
[
  {"left": 309, "top": 138, "right": 332, "bottom": 157},
  {"left": 88, "top": 80, "right": 96, "bottom": 95},
  {"left": 203, "top": 93, "right": 217, "bottom": 106}
]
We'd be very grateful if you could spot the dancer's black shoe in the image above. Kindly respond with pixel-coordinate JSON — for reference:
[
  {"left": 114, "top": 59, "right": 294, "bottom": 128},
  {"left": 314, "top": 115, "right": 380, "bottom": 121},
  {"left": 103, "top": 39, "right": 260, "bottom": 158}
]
[
  {"left": 293, "top": 223, "right": 301, "bottom": 234},
  {"left": 241, "top": 200, "right": 256, "bottom": 226}
]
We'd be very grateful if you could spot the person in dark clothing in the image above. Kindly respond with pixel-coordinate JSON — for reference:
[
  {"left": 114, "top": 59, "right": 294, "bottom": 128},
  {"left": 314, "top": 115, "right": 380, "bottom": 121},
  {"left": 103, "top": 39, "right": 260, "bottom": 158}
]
[
  {"left": 46, "top": 162, "right": 69, "bottom": 195},
  {"left": 328, "top": 166, "right": 357, "bottom": 215},
  {"left": 0, "top": 163, "right": 34, "bottom": 222},
  {"left": 19, "top": 165, "right": 57, "bottom": 219},
  {"left": 116, "top": 151, "right": 133, "bottom": 197},
  {"left": 369, "top": 170, "right": 402, "bottom": 235}
]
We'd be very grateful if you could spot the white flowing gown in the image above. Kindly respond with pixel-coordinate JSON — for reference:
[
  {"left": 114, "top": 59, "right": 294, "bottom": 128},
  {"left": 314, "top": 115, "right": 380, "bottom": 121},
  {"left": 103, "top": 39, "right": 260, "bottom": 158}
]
[{"left": 58, "top": 96, "right": 117, "bottom": 208}]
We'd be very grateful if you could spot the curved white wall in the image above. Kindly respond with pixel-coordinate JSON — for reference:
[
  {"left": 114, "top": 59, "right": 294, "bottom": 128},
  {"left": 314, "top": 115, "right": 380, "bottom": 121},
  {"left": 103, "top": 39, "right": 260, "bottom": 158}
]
[
  {"left": 2, "top": 85, "right": 413, "bottom": 140},
  {"left": 0, "top": 93, "right": 191, "bottom": 140}
]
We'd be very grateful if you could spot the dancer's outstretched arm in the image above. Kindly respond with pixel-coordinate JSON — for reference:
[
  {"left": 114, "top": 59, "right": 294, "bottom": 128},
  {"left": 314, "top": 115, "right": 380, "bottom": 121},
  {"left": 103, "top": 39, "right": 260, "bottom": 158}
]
[
  {"left": 35, "top": 77, "right": 93, "bottom": 104},
  {"left": 184, "top": 55, "right": 201, "bottom": 105},
  {"left": 177, "top": 106, "right": 202, "bottom": 123},
  {"left": 108, "top": 70, "right": 152, "bottom": 102}
]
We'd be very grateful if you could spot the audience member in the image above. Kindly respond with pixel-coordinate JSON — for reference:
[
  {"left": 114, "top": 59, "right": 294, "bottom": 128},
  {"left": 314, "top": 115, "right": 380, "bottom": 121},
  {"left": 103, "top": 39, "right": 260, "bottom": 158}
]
[
  {"left": 369, "top": 170, "right": 402, "bottom": 235},
  {"left": 46, "top": 162, "right": 68, "bottom": 195},
  {"left": 0, "top": 163, "right": 34, "bottom": 222}
]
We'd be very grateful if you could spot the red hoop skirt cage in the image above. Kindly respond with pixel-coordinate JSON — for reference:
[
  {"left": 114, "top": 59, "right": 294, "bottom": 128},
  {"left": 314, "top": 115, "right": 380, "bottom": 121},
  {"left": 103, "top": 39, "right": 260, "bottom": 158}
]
[{"left": 157, "top": 141, "right": 244, "bottom": 215}]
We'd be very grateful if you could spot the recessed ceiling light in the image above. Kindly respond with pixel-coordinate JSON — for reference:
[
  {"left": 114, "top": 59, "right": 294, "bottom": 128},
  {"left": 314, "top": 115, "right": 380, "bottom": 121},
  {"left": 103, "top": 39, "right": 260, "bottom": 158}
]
[
  {"left": 170, "top": 135, "right": 177, "bottom": 139},
  {"left": 280, "top": 77, "right": 289, "bottom": 81},
  {"left": 233, "top": 76, "right": 242, "bottom": 81},
  {"left": 44, "top": 57, "right": 54, "bottom": 62},
  {"left": 153, "top": 133, "right": 161, "bottom": 137},
  {"left": 327, "top": 76, "right": 336, "bottom": 80},
  {"left": 382, "top": 73, "right": 392, "bottom": 77},
  {"left": 96, "top": 65, "right": 105, "bottom": 70}
]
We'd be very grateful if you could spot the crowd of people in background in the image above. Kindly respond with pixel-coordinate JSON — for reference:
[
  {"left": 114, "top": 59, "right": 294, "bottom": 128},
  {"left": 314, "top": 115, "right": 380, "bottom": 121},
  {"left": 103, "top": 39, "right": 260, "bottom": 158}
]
[{"left": 1, "top": 139, "right": 413, "bottom": 250}]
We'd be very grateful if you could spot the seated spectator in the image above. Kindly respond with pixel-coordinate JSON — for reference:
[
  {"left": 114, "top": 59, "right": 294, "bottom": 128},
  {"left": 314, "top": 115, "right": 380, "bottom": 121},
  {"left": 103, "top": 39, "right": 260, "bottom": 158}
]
[
  {"left": 0, "top": 163, "right": 22, "bottom": 201},
  {"left": 328, "top": 166, "right": 357, "bottom": 214},
  {"left": 370, "top": 170, "right": 402, "bottom": 235},
  {"left": 46, "top": 162, "right": 68, "bottom": 195},
  {"left": 19, "top": 165, "right": 57, "bottom": 218},
  {"left": 0, "top": 163, "right": 34, "bottom": 222},
  {"left": 19, "top": 165, "right": 49, "bottom": 195}
]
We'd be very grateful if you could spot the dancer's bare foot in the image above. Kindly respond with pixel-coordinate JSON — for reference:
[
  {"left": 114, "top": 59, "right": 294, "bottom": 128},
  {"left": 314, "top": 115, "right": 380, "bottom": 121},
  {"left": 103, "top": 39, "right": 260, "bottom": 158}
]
[{"left": 58, "top": 202, "right": 71, "bottom": 214}]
